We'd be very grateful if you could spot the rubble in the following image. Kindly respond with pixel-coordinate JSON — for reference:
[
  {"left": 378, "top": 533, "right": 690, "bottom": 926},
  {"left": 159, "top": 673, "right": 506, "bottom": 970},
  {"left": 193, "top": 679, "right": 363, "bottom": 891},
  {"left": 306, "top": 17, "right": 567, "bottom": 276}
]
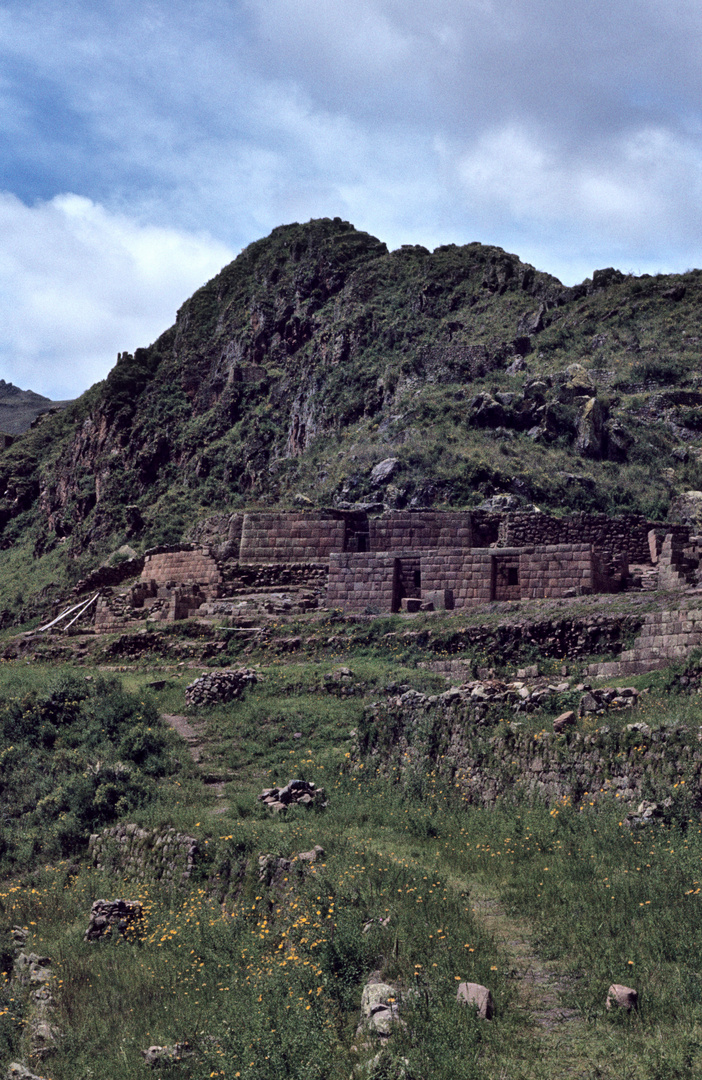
[
  {"left": 185, "top": 667, "right": 258, "bottom": 706},
  {"left": 257, "top": 779, "right": 327, "bottom": 811},
  {"left": 84, "top": 898, "right": 144, "bottom": 942}
]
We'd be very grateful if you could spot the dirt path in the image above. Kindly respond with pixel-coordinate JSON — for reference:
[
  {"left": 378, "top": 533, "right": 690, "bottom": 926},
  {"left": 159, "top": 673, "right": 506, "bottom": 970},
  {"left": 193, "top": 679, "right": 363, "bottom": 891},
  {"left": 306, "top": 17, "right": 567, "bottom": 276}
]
[
  {"left": 162, "top": 712, "right": 232, "bottom": 814},
  {"left": 468, "top": 880, "right": 580, "bottom": 1031}
]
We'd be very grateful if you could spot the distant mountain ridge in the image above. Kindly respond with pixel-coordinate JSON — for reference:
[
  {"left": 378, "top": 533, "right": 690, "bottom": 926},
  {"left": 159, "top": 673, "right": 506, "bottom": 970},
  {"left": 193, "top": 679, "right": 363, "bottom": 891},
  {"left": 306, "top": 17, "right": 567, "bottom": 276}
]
[{"left": 0, "top": 379, "right": 73, "bottom": 435}]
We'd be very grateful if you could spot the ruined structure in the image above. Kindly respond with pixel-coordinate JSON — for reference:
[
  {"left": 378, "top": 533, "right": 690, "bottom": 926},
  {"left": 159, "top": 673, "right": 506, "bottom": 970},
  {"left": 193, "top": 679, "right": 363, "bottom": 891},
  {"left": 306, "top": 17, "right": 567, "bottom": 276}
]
[{"left": 86, "top": 507, "right": 702, "bottom": 632}]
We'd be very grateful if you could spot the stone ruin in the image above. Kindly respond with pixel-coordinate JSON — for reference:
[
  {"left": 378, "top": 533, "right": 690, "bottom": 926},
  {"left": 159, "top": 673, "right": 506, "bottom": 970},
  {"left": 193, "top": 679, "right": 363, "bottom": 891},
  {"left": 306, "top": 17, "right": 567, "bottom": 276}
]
[{"left": 77, "top": 507, "right": 702, "bottom": 633}]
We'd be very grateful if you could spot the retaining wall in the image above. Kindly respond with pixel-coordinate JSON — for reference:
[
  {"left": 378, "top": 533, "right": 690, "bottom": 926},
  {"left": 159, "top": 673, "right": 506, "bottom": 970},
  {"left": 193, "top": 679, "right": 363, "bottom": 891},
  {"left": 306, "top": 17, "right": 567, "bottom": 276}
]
[{"left": 359, "top": 692, "right": 702, "bottom": 807}]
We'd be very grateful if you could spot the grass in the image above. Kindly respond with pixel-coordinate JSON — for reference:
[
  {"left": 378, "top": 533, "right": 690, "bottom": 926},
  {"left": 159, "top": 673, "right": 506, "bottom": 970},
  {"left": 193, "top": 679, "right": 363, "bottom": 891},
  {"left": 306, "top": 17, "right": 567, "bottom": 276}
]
[{"left": 2, "top": 644, "right": 702, "bottom": 1077}]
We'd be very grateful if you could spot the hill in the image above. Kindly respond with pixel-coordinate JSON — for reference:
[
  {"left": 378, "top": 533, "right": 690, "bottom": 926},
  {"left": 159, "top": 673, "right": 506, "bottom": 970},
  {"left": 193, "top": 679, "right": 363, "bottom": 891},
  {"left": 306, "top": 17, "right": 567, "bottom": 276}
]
[
  {"left": 2, "top": 216, "right": 702, "bottom": 621},
  {"left": 0, "top": 379, "right": 72, "bottom": 436}
]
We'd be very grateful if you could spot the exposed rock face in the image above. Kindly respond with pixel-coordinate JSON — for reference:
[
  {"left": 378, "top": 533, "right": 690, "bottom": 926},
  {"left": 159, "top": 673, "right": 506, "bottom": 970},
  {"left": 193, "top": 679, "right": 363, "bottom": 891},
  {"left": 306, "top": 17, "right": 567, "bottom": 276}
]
[
  {"left": 576, "top": 397, "right": 606, "bottom": 458},
  {"left": 670, "top": 491, "right": 702, "bottom": 531}
]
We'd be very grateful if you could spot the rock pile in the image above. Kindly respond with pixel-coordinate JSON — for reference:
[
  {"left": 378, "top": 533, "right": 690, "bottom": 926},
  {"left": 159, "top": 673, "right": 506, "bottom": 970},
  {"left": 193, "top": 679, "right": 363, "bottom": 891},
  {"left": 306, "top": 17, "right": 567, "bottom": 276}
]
[
  {"left": 356, "top": 975, "right": 406, "bottom": 1040},
  {"left": 142, "top": 1043, "right": 193, "bottom": 1067},
  {"left": 185, "top": 667, "right": 258, "bottom": 706},
  {"left": 258, "top": 779, "right": 327, "bottom": 812},
  {"left": 8, "top": 931, "right": 61, "bottom": 1066},
  {"left": 578, "top": 686, "right": 639, "bottom": 715},
  {"left": 84, "top": 898, "right": 144, "bottom": 942}
]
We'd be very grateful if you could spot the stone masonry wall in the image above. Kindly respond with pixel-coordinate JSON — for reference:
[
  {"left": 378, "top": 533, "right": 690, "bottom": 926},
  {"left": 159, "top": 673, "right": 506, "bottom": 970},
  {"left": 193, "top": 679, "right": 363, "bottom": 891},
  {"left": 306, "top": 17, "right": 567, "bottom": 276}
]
[
  {"left": 520, "top": 544, "right": 597, "bottom": 599},
  {"left": 359, "top": 691, "right": 702, "bottom": 808},
  {"left": 239, "top": 513, "right": 346, "bottom": 562},
  {"left": 369, "top": 512, "right": 474, "bottom": 551},
  {"left": 141, "top": 548, "right": 221, "bottom": 597},
  {"left": 88, "top": 824, "right": 199, "bottom": 886},
  {"left": 327, "top": 553, "right": 398, "bottom": 612},
  {"left": 498, "top": 512, "right": 659, "bottom": 564}
]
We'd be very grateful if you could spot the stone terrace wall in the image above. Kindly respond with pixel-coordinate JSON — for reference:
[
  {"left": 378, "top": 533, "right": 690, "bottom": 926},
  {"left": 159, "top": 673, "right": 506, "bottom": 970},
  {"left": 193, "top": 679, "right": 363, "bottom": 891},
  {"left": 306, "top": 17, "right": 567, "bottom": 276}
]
[
  {"left": 360, "top": 692, "right": 702, "bottom": 807},
  {"left": 239, "top": 513, "right": 346, "bottom": 562},
  {"left": 88, "top": 823, "right": 200, "bottom": 886},
  {"left": 141, "top": 548, "right": 221, "bottom": 597},
  {"left": 498, "top": 512, "right": 660, "bottom": 564}
]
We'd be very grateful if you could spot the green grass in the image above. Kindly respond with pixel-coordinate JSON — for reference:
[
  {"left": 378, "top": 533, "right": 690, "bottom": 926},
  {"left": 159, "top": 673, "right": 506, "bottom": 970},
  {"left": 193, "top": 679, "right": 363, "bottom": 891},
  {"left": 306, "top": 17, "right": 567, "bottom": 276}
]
[{"left": 2, "top": 653, "right": 702, "bottom": 1077}]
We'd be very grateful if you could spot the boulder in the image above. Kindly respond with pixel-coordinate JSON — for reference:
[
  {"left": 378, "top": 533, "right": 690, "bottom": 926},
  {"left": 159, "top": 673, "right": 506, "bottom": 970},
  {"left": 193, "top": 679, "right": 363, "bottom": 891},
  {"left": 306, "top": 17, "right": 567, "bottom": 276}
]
[
  {"left": 7, "top": 1066, "right": 47, "bottom": 1080},
  {"left": 606, "top": 984, "right": 638, "bottom": 1011},
  {"left": 360, "top": 982, "right": 398, "bottom": 1018},
  {"left": 576, "top": 397, "right": 605, "bottom": 459},
  {"left": 370, "top": 458, "right": 400, "bottom": 486},
  {"left": 553, "top": 710, "right": 576, "bottom": 734},
  {"left": 298, "top": 845, "right": 325, "bottom": 863},
  {"left": 456, "top": 981, "right": 494, "bottom": 1019}
]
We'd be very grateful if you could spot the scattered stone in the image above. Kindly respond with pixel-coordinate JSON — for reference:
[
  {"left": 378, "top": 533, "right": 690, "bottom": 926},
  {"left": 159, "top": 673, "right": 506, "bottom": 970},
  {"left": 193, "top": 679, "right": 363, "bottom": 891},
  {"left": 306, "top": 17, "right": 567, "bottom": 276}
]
[
  {"left": 579, "top": 686, "right": 639, "bottom": 716},
  {"left": 606, "top": 984, "right": 638, "bottom": 1011},
  {"left": 7, "top": 1066, "right": 47, "bottom": 1080},
  {"left": 456, "top": 981, "right": 495, "bottom": 1019},
  {"left": 84, "top": 899, "right": 143, "bottom": 942},
  {"left": 185, "top": 668, "right": 258, "bottom": 707},
  {"left": 257, "top": 779, "right": 327, "bottom": 811},
  {"left": 142, "top": 1043, "right": 193, "bottom": 1067},
  {"left": 553, "top": 710, "right": 576, "bottom": 734},
  {"left": 298, "top": 845, "right": 325, "bottom": 863}
]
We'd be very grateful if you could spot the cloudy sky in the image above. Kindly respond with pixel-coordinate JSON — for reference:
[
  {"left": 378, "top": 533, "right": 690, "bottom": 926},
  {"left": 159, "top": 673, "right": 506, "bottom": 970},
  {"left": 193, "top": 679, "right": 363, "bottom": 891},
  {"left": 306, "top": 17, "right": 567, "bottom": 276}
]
[{"left": 2, "top": 0, "right": 702, "bottom": 399}]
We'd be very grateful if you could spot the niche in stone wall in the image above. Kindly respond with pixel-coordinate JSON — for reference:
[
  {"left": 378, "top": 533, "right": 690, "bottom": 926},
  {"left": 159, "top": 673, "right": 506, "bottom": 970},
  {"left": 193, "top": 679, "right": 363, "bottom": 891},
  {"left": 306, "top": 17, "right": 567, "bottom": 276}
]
[{"left": 492, "top": 555, "right": 521, "bottom": 601}]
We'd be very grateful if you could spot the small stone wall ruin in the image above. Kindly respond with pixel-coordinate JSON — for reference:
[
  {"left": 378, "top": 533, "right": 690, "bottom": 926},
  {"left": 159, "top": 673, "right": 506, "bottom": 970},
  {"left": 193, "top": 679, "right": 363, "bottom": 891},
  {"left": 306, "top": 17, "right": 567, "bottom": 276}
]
[{"left": 88, "top": 824, "right": 199, "bottom": 886}]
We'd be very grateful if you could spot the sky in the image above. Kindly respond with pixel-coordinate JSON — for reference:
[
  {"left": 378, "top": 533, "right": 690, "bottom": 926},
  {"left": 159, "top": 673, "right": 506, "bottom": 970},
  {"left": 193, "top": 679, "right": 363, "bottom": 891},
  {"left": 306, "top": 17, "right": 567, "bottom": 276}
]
[{"left": 2, "top": 0, "right": 702, "bottom": 399}]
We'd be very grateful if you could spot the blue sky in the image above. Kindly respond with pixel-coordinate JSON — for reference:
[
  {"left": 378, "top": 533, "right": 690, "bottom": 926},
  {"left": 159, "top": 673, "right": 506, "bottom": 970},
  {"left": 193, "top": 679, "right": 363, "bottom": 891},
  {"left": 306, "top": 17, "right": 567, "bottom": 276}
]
[{"left": 2, "top": 0, "right": 702, "bottom": 399}]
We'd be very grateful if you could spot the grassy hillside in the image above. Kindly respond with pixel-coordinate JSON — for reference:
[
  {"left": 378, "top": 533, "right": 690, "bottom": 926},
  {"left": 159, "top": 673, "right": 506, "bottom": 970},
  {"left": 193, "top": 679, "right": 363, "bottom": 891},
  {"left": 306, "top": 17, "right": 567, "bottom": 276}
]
[
  {"left": 1, "top": 625, "right": 702, "bottom": 1079},
  {"left": 3, "top": 218, "right": 702, "bottom": 622}
]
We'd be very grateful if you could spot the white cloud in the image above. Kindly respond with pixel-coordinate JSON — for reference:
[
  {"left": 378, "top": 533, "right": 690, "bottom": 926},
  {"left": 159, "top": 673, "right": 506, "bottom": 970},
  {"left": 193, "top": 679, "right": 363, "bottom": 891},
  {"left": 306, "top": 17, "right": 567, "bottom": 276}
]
[{"left": 0, "top": 192, "right": 233, "bottom": 399}]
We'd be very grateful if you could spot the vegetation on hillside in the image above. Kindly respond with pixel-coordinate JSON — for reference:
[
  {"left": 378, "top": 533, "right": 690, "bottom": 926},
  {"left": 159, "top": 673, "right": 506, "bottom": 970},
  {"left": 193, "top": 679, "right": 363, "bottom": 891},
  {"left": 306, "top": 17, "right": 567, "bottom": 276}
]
[{"left": 2, "top": 218, "right": 702, "bottom": 621}]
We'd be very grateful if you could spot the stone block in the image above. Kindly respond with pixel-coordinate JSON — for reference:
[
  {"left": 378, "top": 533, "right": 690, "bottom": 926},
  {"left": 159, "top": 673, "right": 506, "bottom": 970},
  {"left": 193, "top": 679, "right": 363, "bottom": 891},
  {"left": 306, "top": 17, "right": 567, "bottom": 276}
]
[{"left": 457, "top": 982, "right": 494, "bottom": 1019}]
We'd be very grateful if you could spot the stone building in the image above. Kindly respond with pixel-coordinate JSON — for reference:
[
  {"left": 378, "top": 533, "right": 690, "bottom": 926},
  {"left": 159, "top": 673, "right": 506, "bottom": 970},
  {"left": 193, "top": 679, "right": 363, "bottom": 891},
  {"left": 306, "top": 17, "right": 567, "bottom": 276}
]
[{"left": 87, "top": 507, "right": 702, "bottom": 630}]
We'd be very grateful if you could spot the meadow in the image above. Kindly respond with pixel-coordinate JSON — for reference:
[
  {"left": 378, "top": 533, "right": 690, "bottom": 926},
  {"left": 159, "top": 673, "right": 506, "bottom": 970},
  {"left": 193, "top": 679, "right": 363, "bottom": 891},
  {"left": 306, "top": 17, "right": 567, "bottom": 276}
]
[{"left": 0, "top": 654, "right": 701, "bottom": 1078}]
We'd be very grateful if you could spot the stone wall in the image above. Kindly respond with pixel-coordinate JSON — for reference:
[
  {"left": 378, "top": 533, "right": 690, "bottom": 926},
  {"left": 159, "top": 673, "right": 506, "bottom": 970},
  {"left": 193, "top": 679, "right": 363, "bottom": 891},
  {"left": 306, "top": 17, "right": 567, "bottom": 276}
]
[
  {"left": 88, "top": 824, "right": 200, "bottom": 886},
  {"left": 369, "top": 512, "right": 475, "bottom": 551},
  {"left": 140, "top": 548, "right": 221, "bottom": 596},
  {"left": 239, "top": 513, "right": 346, "bottom": 562},
  {"left": 327, "top": 553, "right": 398, "bottom": 612},
  {"left": 520, "top": 544, "right": 603, "bottom": 599},
  {"left": 328, "top": 544, "right": 611, "bottom": 612},
  {"left": 359, "top": 691, "right": 702, "bottom": 807},
  {"left": 498, "top": 512, "right": 659, "bottom": 563}
]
